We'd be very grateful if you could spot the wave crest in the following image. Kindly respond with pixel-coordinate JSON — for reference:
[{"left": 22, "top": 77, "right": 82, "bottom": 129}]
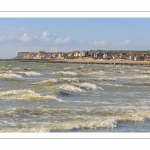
[
  {"left": 75, "top": 82, "right": 103, "bottom": 90},
  {"left": 0, "top": 73, "right": 22, "bottom": 79},
  {"left": 0, "top": 89, "right": 62, "bottom": 101},
  {"left": 58, "top": 84, "right": 84, "bottom": 93}
]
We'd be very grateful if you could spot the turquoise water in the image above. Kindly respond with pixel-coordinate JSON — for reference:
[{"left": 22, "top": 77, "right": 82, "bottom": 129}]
[{"left": 0, "top": 61, "right": 150, "bottom": 132}]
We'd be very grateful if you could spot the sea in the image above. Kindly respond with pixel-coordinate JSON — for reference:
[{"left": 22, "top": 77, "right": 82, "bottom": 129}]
[{"left": 0, "top": 61, "right": 150, "bottom": 132}]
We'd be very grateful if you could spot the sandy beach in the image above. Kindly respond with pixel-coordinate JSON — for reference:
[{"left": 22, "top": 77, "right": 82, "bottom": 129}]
[
  {"left": 1, "top": 58, "right": 150, "bottom": 65},
  {"left": 52, "top": 57, "right": 150, "bottom": 65}
]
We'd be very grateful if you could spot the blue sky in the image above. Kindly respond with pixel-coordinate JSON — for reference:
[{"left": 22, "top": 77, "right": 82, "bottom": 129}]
[{"left": 0, "top": 18, "right": 150, "bottom": 58}]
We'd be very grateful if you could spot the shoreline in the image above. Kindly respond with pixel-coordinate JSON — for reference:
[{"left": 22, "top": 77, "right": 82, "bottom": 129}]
[{"left": 1, "top": 58, "right": 150, "bottom": 66}]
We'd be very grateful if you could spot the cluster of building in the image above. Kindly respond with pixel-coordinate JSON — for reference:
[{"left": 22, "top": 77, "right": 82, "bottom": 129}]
[{"left": 15, "top": 50, "right": 150, "bottom": 61}]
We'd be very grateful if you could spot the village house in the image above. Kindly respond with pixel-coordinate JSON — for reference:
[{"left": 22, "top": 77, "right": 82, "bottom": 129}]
[
  {"left": 112, "top": 53, "right": 120, "bottom": 60},
  {"left": 127, "top": 52, "right": 146, "bottom": 61},
  {"left": 103, "top": 52, "right": 112, "bottom": 59},
  {"left": 57, "top": 52, "right": 66, "bottom": 58},
  {"left": 36, "top": 51, "right": 47, "bottom": 59},
  {"left": 93, "top": 51, "right": 103, "bottom": 59},
  {"left": 46, "top": 52, "right": 57, "bottom": 58},
  {"left": 80, "top": 50, "right": 88, "bottom": 57},
  {"left": 66, "top": 52, "right": 74, "bottom": 58},
  {"left": 133, "top": 54, "right": 145, "bottom": 61},
  {"left": 73, "top": 50, "right": 82, "bottom": 57},
  {"left": 119, "top": 53, "right": 127, "bottom": 59},
  {"left": 87, "top": 50, "right": 95, "bottom": 57}
]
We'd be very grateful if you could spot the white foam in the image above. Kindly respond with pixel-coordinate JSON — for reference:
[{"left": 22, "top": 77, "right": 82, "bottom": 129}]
[
  {"left": 82, "top": 71, "right": 105, "bottom": 75},
  {"left": 52, "top": 71, "right": 78, "bottom": 76},
  {"left": 19, "top": 71, "right": 41, "bottom": 76},
  {"left": 60, "top": 78, "right": 79, "bottom": 82},
  {"left": 32, "top": 79, "right": 58, "bottom": 84},
  {"left": 76, "top": 82, "right": 103, "bottom": 90},
  {"left": 99, "top": 82, "right": 123, "bottom": 87},
  {"left": 54, "top": 118, "right": 117, "bottom": 130},
  {"left": 118, "top": 75, "right": 150, "bottom": 79},
  {"left": 0, "top": 73, "right": 23, "bottom": 79},
  {"left": 59, "top": 84, "right": 84, "bottom": 93},
  {"left": 64, "top": 67, "right": 72, "bottom": 70},
  {"left": 0, "top": 89, "right": 62, "bottom": 102}
]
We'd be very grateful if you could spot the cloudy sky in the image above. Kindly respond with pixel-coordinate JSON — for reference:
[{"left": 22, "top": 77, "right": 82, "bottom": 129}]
[{"left": 0, "top": 18, "right": 150, "bottom": 58}]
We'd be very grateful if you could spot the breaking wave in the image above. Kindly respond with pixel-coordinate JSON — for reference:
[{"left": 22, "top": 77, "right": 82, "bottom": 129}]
[
  {"left": 118, "top": 75, "right": 150, "bottom": 79},
  {"left": 0, "top": 89, "right": 62, "bottom": 101},
  {"left": 32, "top": 79, "right": 58, "bottom": 84},
  {"left": 0, "top": 73, "right": 23, "bottom": 79},
  {"left": 75, "top": 82, "right": 103, "bottom": 90},
  {"left": 18, "top": 71, "right": 41, "bottom": 76},
  {"left": 58, "top": 84, "right": 84, "bottom": 94},
  {"left": 51, "top": 71, "right": 78, "bottom": 76},
  {"left": 99, "top": 82, "right": 124, "bottom": 87},
  {"left": 59, "top": 78, "right": 79, "bottom": 82}
]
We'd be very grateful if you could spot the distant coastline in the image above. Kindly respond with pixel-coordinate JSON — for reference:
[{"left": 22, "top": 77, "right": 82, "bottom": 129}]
[
  {"left": 1, "top": 58, "right": 150, "bottom": 66},
  {"left": 1, "top": 49, "right": 150, "bottom": 66}
]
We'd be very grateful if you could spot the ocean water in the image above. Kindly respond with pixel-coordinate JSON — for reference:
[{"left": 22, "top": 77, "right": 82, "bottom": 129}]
[{"left": 0, "top": 61, "right": 150, "bottom": 132}]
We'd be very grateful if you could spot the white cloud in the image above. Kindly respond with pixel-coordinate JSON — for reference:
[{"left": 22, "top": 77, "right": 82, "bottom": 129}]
[
  {"left": 0, "top": 36, "right": 6, "bottom": 42},
  {"left": 21, "top": 27, "right": 25, "bottom": 30},
  {"left": 80, "top": 40, "right": 84, "bottom": 44},
  {"left": 20, "top": 33, "right": 31, "bottom": 42},
  {"left": 55, "top": 37, "right": 71, "bottom": 44},
  {"left": 88, "top": 40, "right": 108, "bottom": 46},
  {"left": 0, "top": 35, "right": 13, "bottom": 42},
  {"left": 34, "top": 35, "right": 37, "bottom": 39},
  {"left": 42, "top": 31, "right": 50, "bottom": 41},
  {"left": 120, "top": 39, "right": 131, "bottom": 45}
]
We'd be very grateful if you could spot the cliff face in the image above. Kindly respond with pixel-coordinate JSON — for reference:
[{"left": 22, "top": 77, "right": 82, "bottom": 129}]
[{"left": 14, "top": 52, "right": 38, "bottom": 59}]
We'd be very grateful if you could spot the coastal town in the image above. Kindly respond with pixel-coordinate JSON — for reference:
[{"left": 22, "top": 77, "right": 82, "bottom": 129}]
[{"left": 14, "top": 50, "right": 150, "bottom": 61}]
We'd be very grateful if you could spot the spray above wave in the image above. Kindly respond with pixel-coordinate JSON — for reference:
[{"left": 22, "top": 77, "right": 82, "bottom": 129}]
[{"left": 0, "top": 89, "right": 62, "bottom": 101}]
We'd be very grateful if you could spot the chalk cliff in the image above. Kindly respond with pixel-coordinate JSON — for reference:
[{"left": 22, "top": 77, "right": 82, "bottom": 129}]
[{"left": 13, "top": 52, "right": 38, "bottom": 59}]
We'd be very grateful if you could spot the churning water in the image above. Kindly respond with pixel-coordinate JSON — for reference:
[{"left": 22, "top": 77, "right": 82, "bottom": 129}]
[{"left": 0, "top": 61, "right": 150, "bottom": 132}]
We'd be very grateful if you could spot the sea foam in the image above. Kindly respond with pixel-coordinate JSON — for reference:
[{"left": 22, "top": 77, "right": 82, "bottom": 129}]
[
  {"left": 58, "top": 84, "right": 84, "bottom": 93},
  {"left": 0, "top": 89, "right": 62, "bottom": 102},
  {"left": 0, "top": 73, "right": 23, "bottom": 79},
  {"left": 19, "top": 71, "right": 41, "bottom": 76},
  {"left": 52, "top": 71, "right": 78, "bottom": 76},
  {"left": 75, "top": 82, "right": 103, "bottom": 90}
]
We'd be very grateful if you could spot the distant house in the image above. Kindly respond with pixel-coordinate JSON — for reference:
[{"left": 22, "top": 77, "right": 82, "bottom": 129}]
[
  {"left": 57, "top": 52, "right": 66, "bottom": 58},
  {"left": 80, "top": 50, "right": 88, "bottom": 57},
  {"left": 36, "top": 51, "right": 47, "bottom": 58},
  {"left": 103, "top": 52, "right": 112, "bottom": 59},
  {"left": 93, "top": 52, "right": 103, "bottom": 59},
  {"left": 127, "top": 54, "right": 135, "bottom": 60},
  {"left": 66, "top": 52, "right": 73, "bottom": 57},
  {"left": 74, "top": 50, "right": 81, "bottom": 57},
  {"left": 112, "top": 53, "right": 120, "bottom": 59},
  {"left": 87, "top": 50, "right": 95, "bottom": 57},
  {"left": 127, "top": 52, "right": 145, "bottom": 61},
  {"left": 134, "top": 55, "right": 144, "bottom": 61},
  {"left": 119, "top": 53, "right": 127, "bottom": 59}
]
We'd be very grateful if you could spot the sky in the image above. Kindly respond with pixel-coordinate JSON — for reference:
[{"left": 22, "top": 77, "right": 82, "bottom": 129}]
[{"left": 0, "top": 18, "right": 150, "bottom": 58}]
